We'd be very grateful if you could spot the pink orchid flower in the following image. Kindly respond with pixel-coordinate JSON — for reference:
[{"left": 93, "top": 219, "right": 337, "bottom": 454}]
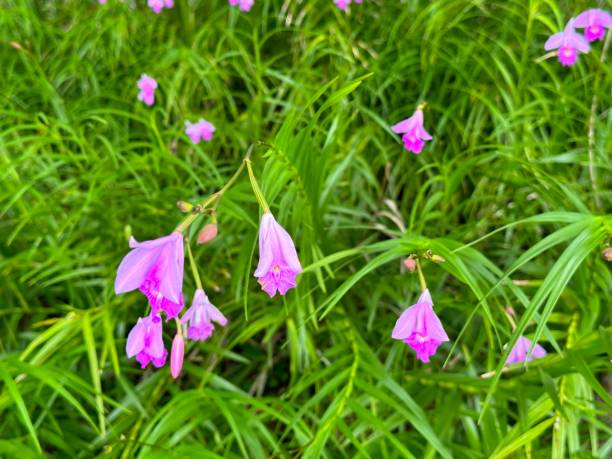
[
  {"left": 506, "top": 336, "right": 547, "bottom": 365},
  {"left": 180, "top": 289, "right": 228, "bottom": 341},
  {"left": 115, "top": 232, "right": 184, "bottom": 319},
  {"left": 185, "top": 118, "right": 216, "bottom": 144},
  {"left": 148, "top": 0, "right": 173, "bottom": 13},
  {"left": 574, "top": 9, "right": 612, "bottom": 42},
  {"left": 544, "top": 18, "right": 590, "bottom": 66},
  {"left": 170, "top": 334, "right": 184, "bottom": 378},
  {"left": 228, "top": 0, "right": 254, "bottom": 12},
  {"left": 254, "top": 213, "right": 302, "bottom": 297},
  {"left": 126, "top": 314, "right": 167, "bottom": 369},
  {"left": 137, "top": 74, "right": 158, "bottom": 106},
  {"left": 392, "top": 289, "right": 449, "bottom": 363},
  {"left": 391, "top": 109, "right": 432, "bottom": 154}
]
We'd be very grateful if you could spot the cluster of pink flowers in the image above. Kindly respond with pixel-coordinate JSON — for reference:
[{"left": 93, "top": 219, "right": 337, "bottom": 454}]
[
  {"left": 115, "top": 203, "right": 301, "bottom": 377},
  {"left": 545, "top": 8, "right": 611, "bottom": 66}
]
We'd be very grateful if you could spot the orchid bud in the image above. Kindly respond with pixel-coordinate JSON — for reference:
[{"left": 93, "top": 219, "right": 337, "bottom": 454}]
[
  {"left": 197, "top": 223, "right": 218, "bottom": 245},
  {"left": 170, "top": 334, "right": 184, "bottom": 379},
  {"left": 177, "top": 201, "right": 193, "bottom": 213},
  {"left": 431, "top": 255, "right": 446, "bottom": 264},
  {"left": 603, "top": 247, "right": 612, "bottom": 261},
  {"left": 403, "top": 257, "right": 416, "bottom": 272}
]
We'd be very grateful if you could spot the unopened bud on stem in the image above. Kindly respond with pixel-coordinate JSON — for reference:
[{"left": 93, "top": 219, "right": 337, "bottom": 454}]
[{"left": 197, "top": 223, "right": 218, "bottom": 245}]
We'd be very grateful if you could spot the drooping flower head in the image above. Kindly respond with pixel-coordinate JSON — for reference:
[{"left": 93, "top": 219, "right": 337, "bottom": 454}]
[
  {"left": 254, "top": 213, "right": 302, "bottom": 297},
  {"left": 228, "top": 0, "right": 254, "bottom": 12},
  {"left": 115, "top": 232, "right": 184, "bottom": 319},
  {"left": 185, "top": 119, "right": 216, "bottom": 144},
  {"left": 181, "top": 289, "right": 228, "bottom": 341},
  {"left": 126, "top": 314, "right": 167, "bottom": 369},
  {"left": 574, "top": 9, "right": 612, "bottom": 42},
  {"left": 170, "top": 334, "right": 184, "bottom": 378},
  {"left": 505, "top": 336, "right": 547, "bottom": 365},
  {"left": 544, "top": 18, "right": 590, "bottom": 66},
  {"left": 391, "top": 109, "right": 432, "bottom": 154},
  {"left": 137, "top": 74, "right": 158, "bottom": 106},
  {"left": 391, "top": 289, "right": 449, "bottom": 363}
]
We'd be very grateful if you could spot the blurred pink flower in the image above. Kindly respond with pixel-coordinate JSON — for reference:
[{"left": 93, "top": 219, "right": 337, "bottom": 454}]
[
  {"left": 185, "top": 118, "right": 216, "bottom": 144},
  {"left": 574, "top": 9, "right": 612, "bottom": 42},
  {"left": 228, "top": 0, "right": 254, "bottom": 12},
  {"left": 170, "top": 334, "right": 184, "bottom": 378},
  {"left": 181, "top": 289, "right": 228, "bottom": 341},
  {"left": 544, "top": 18, "right": 590, "bottom": 66},
  {"left": 506, "top": 336, "right": 547, "bottom": 365},
  {"left": 255, "top": 213, "right": 302, "bottom": 297},
  {"left": 335, "top": 0, "right": 362, "bottom": 10},
  {"left": 148, "top": 0, "right": 173, "bottom": 13},
  {"left": 392, "top": 289, "right": 449, "bottom": 363},
  {"left": 115, "top": 232, "right": 184, "bottom": 319},
  {"left": 137, "top": 74, "right": 158, "bottom": 106},
  {"left": 391, "top": 109, "right": 432, "bottom": 154},
  {"left": 98, "top": 0, "right": 107, "bottom": 4},
  {"left": 126, "top": 314, "right": 167, "bottom": 368}
]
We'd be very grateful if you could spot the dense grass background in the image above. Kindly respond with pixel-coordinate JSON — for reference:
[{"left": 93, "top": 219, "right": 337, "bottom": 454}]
[{"left": 1, "top": 0, "right": 611, "bottom": 457}]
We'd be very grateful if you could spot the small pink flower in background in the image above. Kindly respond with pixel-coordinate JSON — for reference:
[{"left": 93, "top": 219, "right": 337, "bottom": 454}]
[
  {"left": 228, "top": 0, "right": 254, "bottom": 12},
  {"left": 506, "top": 336, "right": 547, "bottom": 365},
  {"left": 185, "top": 119, "right": 216, "bottom": 144},
  {"left": 170, "top": 334, "right": 184, "bottom": 378},
  {"left": 392, "top": 289, "right": 449, "bottom": 363},
  {"left": 148, "top": 0, "right": 173, "bottom": 13},
  {"left": 254, "top": 213, "right": 302, "bottom": 297},
  {"left": 181, "top": 289, "right": 228, "bottom": 341},
  {"left": 137, "top": 74, "right": 158, "bottom": 106},
  {"left": 574, "top": 9, "right": 612, "bottom": 42},
  {"left": 126, "top": 314, "right": 167, "bottom": 368},
  {"left": 115, "top": 232, "right": 185, "bottom": 319},
  {"left": 391, "top": 109, "right": 432, "bottom": 154},
  {"left": 544, "top": 18, "right": 590, "bottom": 66},
  {"left": 334, "top": 0, "right": 362, "bottom": 10},
  {"left": 98, "top": 0, "right": 107, "bottom": 4}
]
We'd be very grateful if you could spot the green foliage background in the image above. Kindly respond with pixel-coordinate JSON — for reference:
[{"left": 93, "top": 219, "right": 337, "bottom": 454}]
[{"left": 1, "top": 0, "right": 611, "bottom": 457}]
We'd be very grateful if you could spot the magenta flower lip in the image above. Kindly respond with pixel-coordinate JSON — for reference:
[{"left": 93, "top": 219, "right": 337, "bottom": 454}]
[
  {"left": 254, "top": 213, "right": 302, "bottom": 297},
  {"left": 391, "top": 289, "right": 449, "bottom": 363},
  {"left": 114, "top": 231, "right": 185, "bottom": 319}
]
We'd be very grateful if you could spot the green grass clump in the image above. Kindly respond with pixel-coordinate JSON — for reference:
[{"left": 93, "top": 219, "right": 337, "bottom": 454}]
[{"left": 1, "top": 0, "right": 610, "bottom": 457}]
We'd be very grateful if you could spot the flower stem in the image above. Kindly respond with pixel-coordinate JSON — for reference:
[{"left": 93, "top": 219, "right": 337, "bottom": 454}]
[
  {"left": 246, "top": 159, "right": 270, "bottom": 213},
  {"left": 185, "top": 239, "right": 203, "bottom": 290},
  {"left": 415, "top": 258, "right": 427, "bottom": 293},
  {"left": 175, "top": 145, "right": 254, "bottom": 233},
  {"left": 174, "top": 317, "right": 183, "bottom": 337}
]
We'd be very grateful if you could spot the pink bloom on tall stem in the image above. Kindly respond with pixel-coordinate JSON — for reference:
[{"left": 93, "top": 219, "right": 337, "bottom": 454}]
[
  {"left": 115, "top": 232, "right": 184, "bottom": 319},
  {"left": 506, "top": 336, "right": 547, "bottom": 365},
  {"left": 254, "top": 213, "right": 302, "bottom": 297},
  {"left": 137, "top": 74, "right": 158, "bottom": 106},
  {"left": 185, "top": 119, "right": 216, "bottom": 144},
  {"left": 391, "top": 109, "right": 432, "bottom": 154},
  {"left": 181, "top": 289, "right": 228, "bottom": 341},
  {"left": 544, "top": 18, "right": 590, "bottom": 66},
  {"left": 574, "top": 9, "right": 612, "bottom": 42},
  {"left": 392, "top": 289, "right": 449, "bottom": 363},
  {"left": 170, "top": 334, "right": 184, "bottom": 378},
  {"left": 126, "top": 314, "right": 167, "bottom": 369},
  {"left": 228, "top": 0, "right": 254, "bottom": 12}
]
